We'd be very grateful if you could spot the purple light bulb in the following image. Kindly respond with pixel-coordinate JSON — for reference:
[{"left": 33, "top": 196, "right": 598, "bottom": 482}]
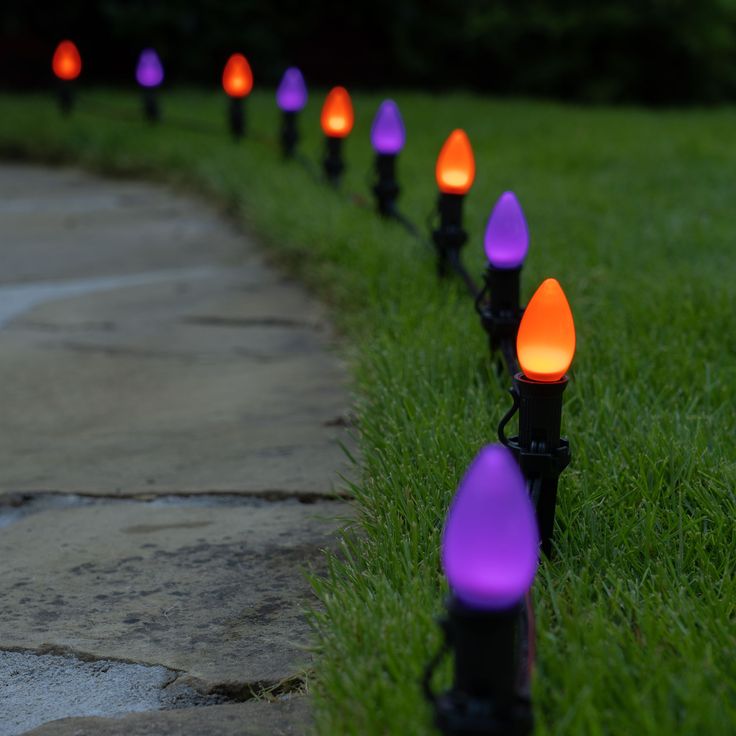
[
  {"left": 276, "top": 67, "right": 307, "bottom": 112},
  {"left": 484, "top": 191, "right": 529, "bottom": 269},
  {"left": 370, "top": 99, "right": 405, "bottom": 155},
  {"left": 442, "top": 445, "right": 539, "bottom": 610},
  {"left": 136, "top": 49, "right": 164, "bottom": 88}
]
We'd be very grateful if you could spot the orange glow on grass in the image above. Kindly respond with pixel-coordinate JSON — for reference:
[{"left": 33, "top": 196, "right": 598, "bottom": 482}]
[
  {"left": 517, "top": 278, "right": 576, "bottom": 382},
  {"left": 321, "top": 87, "right": 354, "bottom": 138}
]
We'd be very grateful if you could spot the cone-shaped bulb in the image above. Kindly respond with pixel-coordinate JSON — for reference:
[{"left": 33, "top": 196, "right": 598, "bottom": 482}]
[
  {"left": 435, "top": 129, "right": 475, "bottom": 195},
  {"left": 222, "top": 54, "right": 253, "bottom": 98},
  {"left": 52, "top": 40, "right": 82, "bottom": 81},
  {"left": 517, "top": 278, "right": 576, "bottom": 382},
  {"left": 484, "top": 191, "right": 529, "bottom": 269},
  {"left": 276, "top": 67, "right": 307, "bottom": 111},
  {"left": 321, "top": 87, "right": 354, "bottom": 138},
  {"left": 370, "top": 99, "right": 405, "bottom": 154},
  {"left": 442, "top": 444, "right": 539, "bottom": 610},
  {"left": 136, "top": 49, "right": 164, "bottom": 88}
]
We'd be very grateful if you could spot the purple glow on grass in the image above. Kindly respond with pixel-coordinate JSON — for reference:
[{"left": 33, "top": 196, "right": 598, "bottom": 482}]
[
  {"left": 442, "top": 444, "right": 539, "bottom": 610},
  {"left": 484, "top": 191, "right": 529, "bottom": 269},
  {"left": 136, "top": 49, "right": 164, "bottom": 88},
  {"left": 276, "top": 67, "right": 307, "bottom": 112},
  {"left": 370, "top": 99, "right": 405, "bottom": 154}
]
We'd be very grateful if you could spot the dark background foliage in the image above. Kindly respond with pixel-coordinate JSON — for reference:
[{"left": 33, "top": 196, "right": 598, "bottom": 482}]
[{"left": 3, "top": 0, "right": 736, "bottom": 104}]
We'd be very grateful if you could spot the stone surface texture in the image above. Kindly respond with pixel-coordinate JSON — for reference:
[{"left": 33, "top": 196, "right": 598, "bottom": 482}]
[
  {"left": 0, "top": 164, "right": 354, "bottom": 735},
  {"left": 0, "top": 165, "right": 352, "bottom": 496},
  {"left": 21, "top": 700, "right": 310, "bottom": 736}
]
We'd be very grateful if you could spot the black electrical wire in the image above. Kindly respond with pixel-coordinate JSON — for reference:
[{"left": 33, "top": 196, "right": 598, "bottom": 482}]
[
  {"left": 500, "top": 338, "right": 520, "bottom": 377},
  {"left": 446, "top": 247, "right": 481, "bottom": 300}
]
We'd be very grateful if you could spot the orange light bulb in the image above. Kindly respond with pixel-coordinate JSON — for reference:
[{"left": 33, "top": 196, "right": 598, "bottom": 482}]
[
  {"left": 52, "top": 40, "right": 82, "bottom": 81},
  {"left": 435, "top": 129, "right": 475, "bottom": 195},
  {"left": 222, "top": 54, "right": 253, "bottom": 98},
  {"left": 517, "top": 278, "right": 576, "bottom": 382},
  {"left": 320, "top": 87, "right": 354, "bottom": 138}
]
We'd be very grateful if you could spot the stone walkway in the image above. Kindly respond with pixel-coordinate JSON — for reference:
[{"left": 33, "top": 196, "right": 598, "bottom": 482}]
[{"left": 0, "top": 165, "right": 354, "bottom": 735}]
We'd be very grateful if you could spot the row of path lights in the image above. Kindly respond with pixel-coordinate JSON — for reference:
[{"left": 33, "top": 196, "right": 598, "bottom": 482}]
[
  {"left": 426, "top": 282, "right": 576, "bottom": 733},
  {"left": 49, "top": 37, "right": 580, "bottom": 735}
]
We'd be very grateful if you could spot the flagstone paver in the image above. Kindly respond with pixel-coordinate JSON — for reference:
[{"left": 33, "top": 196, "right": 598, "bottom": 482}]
[
  {"left": 22, "top": 700, "right": 309, "bottom": 736},
  {"left": 0, "top": 164, "right": 354, "bottom": 735}
]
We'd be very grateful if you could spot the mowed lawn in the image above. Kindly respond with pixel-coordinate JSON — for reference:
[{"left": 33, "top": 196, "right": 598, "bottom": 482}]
[{"left": 0, "top": 90, "right": 734, "bottom": 735}]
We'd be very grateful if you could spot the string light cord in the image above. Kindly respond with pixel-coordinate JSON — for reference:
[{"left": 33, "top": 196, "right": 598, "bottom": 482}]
[
  {"left": 446, "top": 248, "right": 481, "bottom": 300},
  {"left": 295, "top": 151, "right": 326, "bottom": 186},
  {"left": 500, "top": 339, "right": 520, "bottom": 377},
  {"left": 497, "top": 386, "right": 521, "bottom": 447},
  {"left": 390, "top": 208, "right": 423, "bottom": 239},
  {"left": 522, "top": 590, "right": 536, "bottom": 684}
]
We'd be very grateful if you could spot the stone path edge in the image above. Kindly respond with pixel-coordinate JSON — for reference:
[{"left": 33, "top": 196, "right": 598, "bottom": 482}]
[
  {"left": 0, "top": 642, "right": 309, "bottom": 699},
  {"left": 0, "top": 164, "right": 360, "bottom": 734}
]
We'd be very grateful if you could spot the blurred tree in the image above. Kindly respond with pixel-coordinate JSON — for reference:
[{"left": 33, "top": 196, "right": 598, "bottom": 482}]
[{"left": 2, "top": 0, "right": 736, "bottom": 103}]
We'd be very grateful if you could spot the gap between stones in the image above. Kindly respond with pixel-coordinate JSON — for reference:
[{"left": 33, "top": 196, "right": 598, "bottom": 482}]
[
  {"left": 0, "top": 644, "right": 308, "bottom": 736},
  {"left": 182, "top": 315, "right": 324, "bottom": 331},
  {"left": 0, "top": 489, "right": 327, "bottom": 728},
  {"left": 1, "top": 643, "right": 309, "bottom": 702},
  {"left": 8, "top": 315, "right": 324, "bottom": 333},
  {"left": 0, "top": 487, "right": 352, "bottom": 518}
]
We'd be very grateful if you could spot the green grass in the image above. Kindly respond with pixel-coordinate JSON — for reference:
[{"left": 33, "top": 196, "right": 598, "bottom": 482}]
[{"left": 1, "top": 89, "right": 735, "bottom": 735}]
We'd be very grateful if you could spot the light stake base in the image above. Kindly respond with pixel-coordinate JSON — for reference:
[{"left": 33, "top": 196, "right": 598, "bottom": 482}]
[
  {"left": 432, "top": 193, "right": 468, "bottom": 278},
  {"left": 323, "top": 136, "right": 344, "bottom": 185},
  {"left": 373, "top": 153, "right": 400, "bottom": 216},
  {"left": 229, "top": 97, "right": 245, "bottom": 139},
  {"left": 499, "top": 374, "right": 571, "bottom": 558},
  {"left": 475, "top": 266, "right": 523, "bottom": 376},
  {"left": 281, "top": 111, "right": 298, "bottom": 157},
  {"left": 425, "top": 597, "right": 533, "bottom": 736},
  {"left": 57, "top": 83, "right": 74, "bottom": 116},
  {"left": 142, "top": 90, "right": 160, "bottom": 124}
]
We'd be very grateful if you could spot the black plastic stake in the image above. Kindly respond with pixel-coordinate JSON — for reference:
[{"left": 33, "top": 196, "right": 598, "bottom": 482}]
[
  {"left": 432, "top": 193, "right": 468, "bottom": 278},
  {"left": 424, "top": 597, "right": 534, "bottom": 736},
  {"left": 229, "top": 97, "right": 245, "bottom": 139},
  {"left": 281, "top": 110, "right": 298, "bottom": 157},
  {"left": 499, "top": 374, "right": 571, "bottom": 558},
  {"left": 323, "top": 136, "right": 344, "bottom": 185},
  {"left": 373, "top": 153, "right": 399, "bottom": 216},
  {"left": 476, "top": 265, "right": 523, "bottom": 376},
  {"left": 142, "top": 89, "right": 160, "bottom": 124},
  {"left": 57, "top": 82, "right": 74, "bottom": 116}
]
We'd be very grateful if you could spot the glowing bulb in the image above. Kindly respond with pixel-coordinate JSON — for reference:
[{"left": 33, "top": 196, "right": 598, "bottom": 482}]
[
  {"left": 484, "top": 191, "right": 529, "bottom": 269},
  {"left": 442, "top": 444, "right": 538, "bottom": 610},
  {"left": 52, "top": 41, "right": 82, "bottom": 81},
  {"left": 370, "top": 99, "right": 405, "bottom": 154},
  {"left": 517, "top": 278, "right": 576, "bottom": 382},
  {"left": 435, "top": 129, "right": 475, "bottom": 195},
  {"left": 321, "top": 87, "right": 354, "bottom": 138},
  {"left": 276, "top": 67, "right": 307, "bottom": 112},
  {"left": 222, "top": 54, "right": 253, "bottom": 98},
  {"left": 136, "top": 49, "right": 164, "bottom": 88}
]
